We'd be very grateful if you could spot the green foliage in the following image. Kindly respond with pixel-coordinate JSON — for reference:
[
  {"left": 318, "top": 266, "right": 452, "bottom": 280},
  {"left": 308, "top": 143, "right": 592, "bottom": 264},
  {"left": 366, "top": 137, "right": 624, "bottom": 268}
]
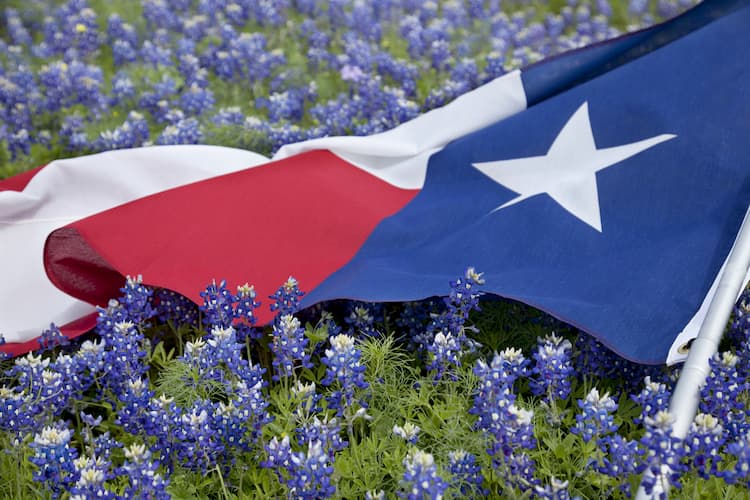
[{"left": 0, "top": 432, "right": 44, "bottom": 500}]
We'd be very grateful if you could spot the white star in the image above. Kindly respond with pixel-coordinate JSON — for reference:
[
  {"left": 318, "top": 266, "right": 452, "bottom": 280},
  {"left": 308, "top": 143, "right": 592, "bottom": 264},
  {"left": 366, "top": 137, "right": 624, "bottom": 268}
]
[{"left": 472, "top": 102, "right": 676, "bottom": 232}]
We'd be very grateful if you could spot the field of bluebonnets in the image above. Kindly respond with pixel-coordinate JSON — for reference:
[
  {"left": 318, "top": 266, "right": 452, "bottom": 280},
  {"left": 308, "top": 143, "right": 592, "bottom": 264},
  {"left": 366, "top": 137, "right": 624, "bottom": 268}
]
[{"left": 3, "top": 0, "right": 750, "bottom": 498}]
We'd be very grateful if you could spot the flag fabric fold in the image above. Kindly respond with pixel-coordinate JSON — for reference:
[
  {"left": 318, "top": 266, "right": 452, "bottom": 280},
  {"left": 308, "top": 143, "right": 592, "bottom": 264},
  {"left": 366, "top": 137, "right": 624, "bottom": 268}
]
[
  {"left": 2, "top": 0, "right": 749, "bottom": 364},
  {"left": 0, "top": 146, "right": 269, "bottom": 355}
]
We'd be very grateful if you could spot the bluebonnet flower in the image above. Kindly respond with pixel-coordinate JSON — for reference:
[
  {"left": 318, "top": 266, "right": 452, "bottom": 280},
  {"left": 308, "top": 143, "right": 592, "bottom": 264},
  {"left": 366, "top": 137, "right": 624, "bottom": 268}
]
[
  {"left": 265, "top": 433, "right": 336, "bottom": 499},
  {"left": 529, "top": 333, "right": 574, "bottom": 403},
  {"left": 175, "top": 37, "right": 197, "bottom": 57},
  {"left": 572, "top": 388, "right": 618, "bottom": 443},
  {"left": 399, "top": 449, "right": 448, "bottom": 500},
  {"left": 294, "top": 0, "right": 320, "bottom": 17},
  {"left": 8, "top": 128, "right": 31, "bottom": 160},
  {"left": 116, "top": 377, "right": 154, "bottom": 435},
  {"left": 685, "top": 413, "right": 725, "bottom": 479},
  {"left": 37, "top": 323, "right": 69, "bottom": 352},
  {"left": 393, "top": 421, "right": 420, "bottom": 445},
  {"left": 0, "top": 386, "right": 37, "bottom": 436},
  {"left": 262, "top": 434, "right": 294, "bottom": 471},
  {"left": 287, "top": 439, "right": 336, "bottom": 498},
  {"left": 120, "top": 443, "right": 170, "bottom": 499},
  {"left": 234, "top": 282, "right": 262, "bottom": 341},
  {"left": 639, "top": 411, "right": 687, "bottom": 498},
  {"left": 179, "top": 337, "right": 215, "bottom": 384},
  {"left": 350, "top": 2, "right": 382, "bottom": 41},
  {"left": 200, "top": 279, "right": 234, "bottom": 328},
  {"left": 257, "top": 89, "right": 306, "bottom": 122},
  {"left": 67, "top": 339, "right": 107, "bottom": 392},
  {"left": 119, "top": 274, "right": 155, "bottom": 324},
  {"left": 70, "top": 7, "right": 101, "bottom": 55},
  {"left": 4, "top": 80, "right": 36, "bottom": 129},
  {"left": 499, "top": 403, "right": 536, "bottom": 451},
  {"left": 212, "top": 106, "right": 246, "bottom": 126},
  {"left": 155, "top": 117, "right": 203, "bottom": 145},
  {"left": 0, "top": 334, "right": 8, "bottom": 362},
  {"left": 629, "top": 0, "right": 650, "bottom": 16},
  {"left": 29, "top": 422, "right": 79, "bottom": 495},
  {"left": 631, "top": 375, "right": 671, "bottom": 425},
  {"left": 154, "top": 288, "right": 198, "bottom": 326},
  {"left": 92, "top": 432, "right": 120, "bottom": 463},
  {"left": 39, "top": 357, "right": 84, "bottom": 416},
  {"left": 6, "top": 10, "right": 32, "bottom": 47},
  {"left": 142, "top": 0, "right": 180, "bottom": 30},
  {"left": 344, "top": 302, "right": 382, "bottom": 337},
  {"left": 59, "top": 113, "right": 87, "bottom": 150},
  {"left": 156, "top": 104, "right": 182, "bottom": 125},
  {"left": 233, "top": 377, "right": 273, "bottom": 441},
  {"left": 210, "top": 49, "right": 238, "bottom": 81},
  {"left": 214, "top": 399, "right": 254, "bottom": 453},
  {"left": 181, "top": 14, "right": 210, "bottom": 41},
  {"left": 471, "top": 348, "right": 529, "bottom": 430},
  {"left": 96, "top": 313, "right": 149, "bottom": 394},
  {"left": 471, "top": 348, "right": 537, "bottom": 492},
  {"left": 106, "top": 13, "right": 138, "bottom": 47},
  {"left": 8, "top": 351, "right": 50, "bottom": 388},
  {"left": 533, "top": 477, "right": 571, "bottom": 500},
  {"left": 270, "top": 276, "right": 305, "bottom": 316},
  {"left": 309, "top": 97, "right": 357, "bottom": 135},
  {"left": 5, "top": 352, "right": 79, "bottom": 428},
  {"left": 722, "top": 431, "right": 750, "bottom": 485},
  {"left": 573, "top": 333, "right": 617, "bottom": 380},
  {"left": 112, "top": 40, "right": 137, "bottom": 66},
  {"left": 422, "top": 267, "right": 485, "bottom": 378},
  {"left": 224, "top": 2, "right": 249, "bottom": 25},
  {"left": 290, "top": 380, "right": 323, "bottom": 419},
  {"left": 69, "top": 455, "right": 117, "bottom": 500},
  {"left": 426, "top": 330, "right": 462, "bottom": 381},
  {"left": 576, "top": 333, "right": 672, "bottom": 392},
  {"left": 230, "top": 33, "right": 285, "bottom": 83},
  {"left": 270, "top": 314, "right": 312, "bottom": 380},
  {"left": 429, "top": 39, "right": 452, "bottom": 71},
  {"left": 79, "top": 410, "right": 103, "bottom": 435},
  {"left": 448, "top": 449, "right": 487, "bottom": 497},
  {"left": 397, "top": 299, "right": 443, "bottom": 342},
  {"left": 96, "top": 121, "right": 141, "bottom": 150},
  {"left": 484, "top": 51, "right": 507, "bottom": 80},
  {"left": 321, "top": 333, "right": 369, "bottom": 416},
  {"left": 138, "top": 76, "right": 176, "bottom": 115},
  {"left": 37, "top": 62, "right": 83, "bottom": 109},
  {"left": 172, "top": 400, "right": 226, "bottom": 473},
  {"left": 699, "top": 351, "right": 750, "bottom": 440},
  {"left": 729, "top": 289, "right": 750, "bottom": 350},
  {"left": 126, "top": 111, "right": 150, "bottom": 144},
  {"left": 327, "top": 0, "right": 348, "bottom": 27},
  {"left": 450, "top": 58, "right": 480, "bottom": 87},
  {"left": 141, "top": 40, "right": 173, "bottom": 67},
  {"left": 423, "top": 79, "right": 468, "bottom": 110},
  {"left": 252, "top": 0, "right": 288, "bottom": 27},
  {"left": 657, "top": 0, "right": 680, "bottom": 18},
  {"left": 179, "top": 82, "right": 215, "bottom": 116},
  {"left": 204, "top": 325, "right": 247, "bottom": 374},
  {"left": 375, "top": 55, "right": 418, "bottom": 96},
  {"left": 341, "top": 64, "right": 366, "bottom": 84},
  {"left": 37, "top": 130, "right": 53, "bottom": 150},
  {"left": 298, "top": 414, "right": 348, "bottom": 459}
]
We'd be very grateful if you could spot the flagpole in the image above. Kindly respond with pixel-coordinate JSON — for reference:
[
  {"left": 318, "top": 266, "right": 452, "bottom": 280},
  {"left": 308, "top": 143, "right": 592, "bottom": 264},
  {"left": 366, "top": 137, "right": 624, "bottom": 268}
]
[{"left": 635, "top": 207, "right": 750, "bottom": 500}]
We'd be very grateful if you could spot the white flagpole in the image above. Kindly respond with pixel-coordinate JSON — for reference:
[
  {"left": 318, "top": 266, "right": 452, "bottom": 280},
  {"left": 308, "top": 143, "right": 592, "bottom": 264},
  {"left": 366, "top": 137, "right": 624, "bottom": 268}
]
[{"left": 635, "top": 206, "right": 750, "bottom": 500}]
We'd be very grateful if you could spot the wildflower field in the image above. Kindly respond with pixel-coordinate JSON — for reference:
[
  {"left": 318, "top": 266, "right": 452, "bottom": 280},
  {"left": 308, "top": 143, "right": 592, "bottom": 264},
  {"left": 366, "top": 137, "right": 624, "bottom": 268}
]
[{"left": 3, "top": 0, "right": 750, "bottom": 498}]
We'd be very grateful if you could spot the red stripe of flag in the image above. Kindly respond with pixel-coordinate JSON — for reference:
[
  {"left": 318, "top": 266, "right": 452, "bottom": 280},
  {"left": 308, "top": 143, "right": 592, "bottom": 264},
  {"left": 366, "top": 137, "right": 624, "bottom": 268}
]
[{"left": 44, "top": 150, "right": 419, "bottom": 326}]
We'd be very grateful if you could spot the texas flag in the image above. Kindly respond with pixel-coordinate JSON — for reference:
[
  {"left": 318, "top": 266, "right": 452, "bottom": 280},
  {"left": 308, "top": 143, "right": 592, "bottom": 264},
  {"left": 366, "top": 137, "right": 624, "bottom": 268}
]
[{"left": 1, "top": 0, "right": 749, "bottom": 364}]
